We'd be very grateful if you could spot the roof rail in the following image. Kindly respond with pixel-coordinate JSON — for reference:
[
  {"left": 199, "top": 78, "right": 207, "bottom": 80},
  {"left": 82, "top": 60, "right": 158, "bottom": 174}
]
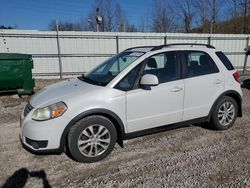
[
  {"left": 125, "top": 46, "right": 154, "bottom": 51},
  {"left": 151, "top": 43, "right": 215, "bottom": 51}
]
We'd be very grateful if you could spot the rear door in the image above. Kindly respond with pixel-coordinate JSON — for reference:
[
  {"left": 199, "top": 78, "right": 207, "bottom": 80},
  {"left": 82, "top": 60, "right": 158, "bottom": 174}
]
[
  {"left": 124, "top": 51, "right": 184, "bottom": 133},
  {"left": 181, "top": 50, "right": 225, "bottom": 121}
]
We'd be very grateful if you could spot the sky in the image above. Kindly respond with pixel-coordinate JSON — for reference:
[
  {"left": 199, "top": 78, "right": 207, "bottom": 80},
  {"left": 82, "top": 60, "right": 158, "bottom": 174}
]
[{"left": 0, "top": 0, "right": 152, "bottom": 30}]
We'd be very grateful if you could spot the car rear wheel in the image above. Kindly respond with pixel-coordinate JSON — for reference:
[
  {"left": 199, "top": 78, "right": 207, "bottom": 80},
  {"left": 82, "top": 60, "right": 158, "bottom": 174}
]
[
  {"left": 68, "top": 115, "right": 117, "bottom": 163},
  {"left": 210, "top": 96, "right": 238, "bottom": 130}
]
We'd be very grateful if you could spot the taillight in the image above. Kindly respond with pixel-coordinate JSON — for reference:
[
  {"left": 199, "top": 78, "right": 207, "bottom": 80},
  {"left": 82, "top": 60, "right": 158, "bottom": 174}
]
[{"left": 233, "top": 71, "right": 240, "bottom": 83}]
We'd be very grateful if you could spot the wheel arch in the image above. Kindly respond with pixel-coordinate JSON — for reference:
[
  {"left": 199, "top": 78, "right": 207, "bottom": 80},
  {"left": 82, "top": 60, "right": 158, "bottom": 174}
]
[
  {"left": 60, "top": 109, "right": 125, "bottom": 150},
  {"left": 208, "top": 90, "right": 242, "bottom": 121}
]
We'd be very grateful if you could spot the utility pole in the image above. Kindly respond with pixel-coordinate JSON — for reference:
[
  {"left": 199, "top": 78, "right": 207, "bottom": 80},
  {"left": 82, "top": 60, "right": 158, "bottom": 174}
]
[
  {"left": 96, "top": 8, "right": 103, "bottom": 32},
  {"left": 242, "top": 0, "right": 247, "bottom": 34},
  {"left": 56, "top": 20, "right": 63, "bottom": 79},
  {"left": 210, "top": 0, "right": 216, "bottom": 34}
]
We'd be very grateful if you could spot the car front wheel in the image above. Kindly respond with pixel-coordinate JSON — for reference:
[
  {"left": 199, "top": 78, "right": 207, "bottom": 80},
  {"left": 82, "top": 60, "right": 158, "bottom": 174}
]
[{"left": 68, "top": 115, "right": 117, "bottom": 163}]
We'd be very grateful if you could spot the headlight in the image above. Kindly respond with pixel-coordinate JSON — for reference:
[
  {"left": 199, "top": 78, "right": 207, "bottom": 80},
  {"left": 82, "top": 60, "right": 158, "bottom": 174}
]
[{"left": 32, "top": 102, "right": 67, "bottom": 121}]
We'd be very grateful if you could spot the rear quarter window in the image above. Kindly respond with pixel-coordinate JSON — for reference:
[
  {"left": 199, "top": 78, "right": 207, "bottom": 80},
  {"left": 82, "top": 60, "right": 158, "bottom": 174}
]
[
  {"left": 182, "top": 51, "right": 219, "bottom": 78},
  {"left": 216, "top": 52, "right": 234, "bottom": 70}
]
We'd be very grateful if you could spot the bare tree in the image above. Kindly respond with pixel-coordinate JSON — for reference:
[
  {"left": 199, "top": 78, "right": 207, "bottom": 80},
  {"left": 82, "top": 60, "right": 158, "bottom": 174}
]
[
  {"left": 87, "top": 0, "right": 128, "bottom": 32},
  {"left": 242, "top": 0, "right": 248, "bottom": 33},
  {"left": 48, "top": 0, "right": 132, "bottom": 32},
  {"left": 150, "top": 0, "right": 174, "bottom": 32},
  {"left": 248, "top": 0, "right": 250, "bottom": 14},
  {"left": 209, "top": 0, "right": 216, "bottom": 33},
  {"left": 193, "top": 0, "right": 209, "bottom": 33},
  {"left": 193, "top": 0, "right": 228, "bottom": 33},
  {"left": 208, "top": 0, "right": 228, "bottom": 33},
  {"left": 230, "top": 0, "right": 240, "bottom": 33},
  {"left": 173, "top": 0, "right": 194, "bottom": 33},
  {"left": 0, "top": 25, "right": 14, "bottom": 29},
  {"left": 49, "top": 20, "right": 82, "bottom": 31},
  {"left": 228, "top": 0, "right": 250, "bottom": 34},
  {"left": 138, "top": 18, "right": 146, "bottom": 32}
]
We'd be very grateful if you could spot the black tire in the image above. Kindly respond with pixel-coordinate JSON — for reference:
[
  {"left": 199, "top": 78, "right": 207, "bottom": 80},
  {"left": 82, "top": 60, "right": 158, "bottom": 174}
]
[
  {"left": 68, "top": 115, "right": 117, "bottom": 163},
  {"left": 210, "top": 96, "right": 238, "bottom": 130}
]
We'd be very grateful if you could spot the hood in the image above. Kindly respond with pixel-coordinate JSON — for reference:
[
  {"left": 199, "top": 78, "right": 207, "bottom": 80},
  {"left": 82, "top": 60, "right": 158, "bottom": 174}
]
[{"left": 29, "top": 78, "right": 100, "bottom": 108}]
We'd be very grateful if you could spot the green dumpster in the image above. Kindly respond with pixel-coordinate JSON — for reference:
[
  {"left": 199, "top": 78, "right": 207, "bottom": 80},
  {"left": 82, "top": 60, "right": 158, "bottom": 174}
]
[{"left": 0, "top": 53, "right": 35, "bottom": 95}]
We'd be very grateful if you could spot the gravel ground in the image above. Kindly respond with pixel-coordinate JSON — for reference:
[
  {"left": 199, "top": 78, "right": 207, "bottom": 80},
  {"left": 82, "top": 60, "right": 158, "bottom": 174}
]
[{"left": 0, "top": 79, "right": 249, "bottom": 188}]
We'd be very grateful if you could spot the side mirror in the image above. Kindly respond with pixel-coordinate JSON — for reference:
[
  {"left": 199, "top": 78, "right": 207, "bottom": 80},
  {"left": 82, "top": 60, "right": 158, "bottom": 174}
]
[{"left": 140, "top": 74, "right": 159, "bottom": 87}]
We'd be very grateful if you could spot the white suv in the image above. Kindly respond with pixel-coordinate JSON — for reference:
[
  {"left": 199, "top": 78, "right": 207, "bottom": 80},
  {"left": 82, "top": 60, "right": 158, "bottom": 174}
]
[{"left": 20, "top": 44, "right": 242, "bottom": 163}]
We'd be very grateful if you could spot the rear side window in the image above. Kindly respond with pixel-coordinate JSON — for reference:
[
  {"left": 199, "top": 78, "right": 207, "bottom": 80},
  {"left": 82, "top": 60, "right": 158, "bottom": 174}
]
[
  {"left": 183, "top": 51, "right": 219, "bottom": 78},
  {"left": 216, "top": 52, "right": 234, "bottom": 70}
]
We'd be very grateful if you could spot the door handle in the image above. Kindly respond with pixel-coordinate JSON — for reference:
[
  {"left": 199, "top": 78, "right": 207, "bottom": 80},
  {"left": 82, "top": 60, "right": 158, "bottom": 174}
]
[
  {"left": 214, "top": 79, "right": 222, "bottom": 84},
  {"left": 171, "top": 87, "right": 183, "bottom": 92}
]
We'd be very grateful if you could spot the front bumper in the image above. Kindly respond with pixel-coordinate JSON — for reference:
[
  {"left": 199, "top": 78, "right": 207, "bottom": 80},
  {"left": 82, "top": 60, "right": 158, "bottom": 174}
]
[
  {"left": 20, "top": 107, "right": 71, "bottom": 154},
  {"left": 20, "top": 136, "right": 63, "bottom": 154}
]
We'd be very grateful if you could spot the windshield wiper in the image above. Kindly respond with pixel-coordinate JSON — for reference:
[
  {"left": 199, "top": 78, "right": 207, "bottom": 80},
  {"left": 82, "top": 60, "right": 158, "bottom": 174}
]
[
  {"left": 78, "top": 75, "right": 94, "bottom": 83},
  {"left": 78, "top": 75, "right": 106, "bottom": 86}
]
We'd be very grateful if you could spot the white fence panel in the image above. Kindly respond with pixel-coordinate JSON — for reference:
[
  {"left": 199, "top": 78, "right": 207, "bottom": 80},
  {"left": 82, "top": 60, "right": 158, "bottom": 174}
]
[{"left": 0, "top": 29, "right": 249, "bottom": 78}]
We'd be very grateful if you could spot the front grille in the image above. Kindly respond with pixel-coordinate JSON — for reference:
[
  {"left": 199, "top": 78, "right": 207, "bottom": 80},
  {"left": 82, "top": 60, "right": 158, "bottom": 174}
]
[{"left": 24, "top": 102, "right": 34, "bottom": 117}]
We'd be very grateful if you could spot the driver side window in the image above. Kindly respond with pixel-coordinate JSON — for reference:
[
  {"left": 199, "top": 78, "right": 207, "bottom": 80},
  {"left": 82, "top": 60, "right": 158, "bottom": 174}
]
[
  {"left": 143, "top": 51, "right": 179, "bottom": 83},
  {"left": 114, "top": 64, "right": 142, "bottom": 91}
]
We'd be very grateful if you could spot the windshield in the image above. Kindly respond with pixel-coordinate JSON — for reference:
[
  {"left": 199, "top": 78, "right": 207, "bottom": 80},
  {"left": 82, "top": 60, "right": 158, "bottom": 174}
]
[{"left": 79, "top": 51, "right": 144, "bottom": 86}]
